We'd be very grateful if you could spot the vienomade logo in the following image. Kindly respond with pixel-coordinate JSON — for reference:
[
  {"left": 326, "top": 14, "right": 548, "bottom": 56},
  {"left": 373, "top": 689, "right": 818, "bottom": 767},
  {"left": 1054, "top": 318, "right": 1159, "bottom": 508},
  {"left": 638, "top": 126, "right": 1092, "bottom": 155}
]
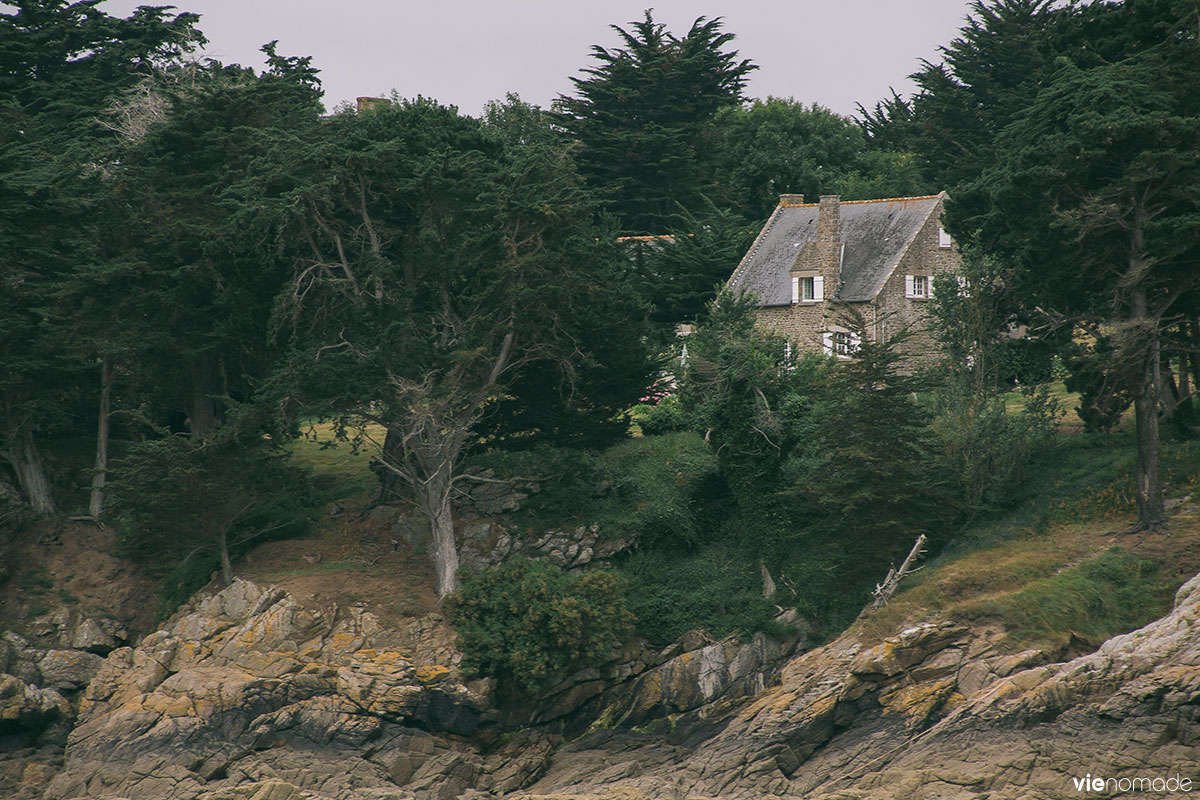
[{"left": 1072, "top": 773, "right": 1193, "bottom": 795}]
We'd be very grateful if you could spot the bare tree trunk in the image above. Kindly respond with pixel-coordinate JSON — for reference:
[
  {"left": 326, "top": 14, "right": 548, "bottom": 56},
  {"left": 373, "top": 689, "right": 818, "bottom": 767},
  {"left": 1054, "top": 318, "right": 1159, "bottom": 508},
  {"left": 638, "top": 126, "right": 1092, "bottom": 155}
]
[
  {"left": 89, "top": 354, "right": 112, "bottom": 519},
  {"left": 1131, "top": 286, "right": 1166, "bottom": 531},
  {"left": 423, "top": 468, "right": 460, "bottom": 597},
  {"left": 218, "top": 528, "right": 234, "bottom": 586},
  {"left": 6, "top": 429, "right": 55, "bottom": 516}
]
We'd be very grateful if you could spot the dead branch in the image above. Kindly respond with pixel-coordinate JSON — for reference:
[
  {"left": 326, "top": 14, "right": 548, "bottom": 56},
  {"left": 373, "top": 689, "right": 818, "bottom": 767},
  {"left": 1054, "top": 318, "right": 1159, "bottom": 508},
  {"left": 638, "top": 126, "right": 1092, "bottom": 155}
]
[{"left": 869, "top": 533, "right": 927, "bottom": 610}]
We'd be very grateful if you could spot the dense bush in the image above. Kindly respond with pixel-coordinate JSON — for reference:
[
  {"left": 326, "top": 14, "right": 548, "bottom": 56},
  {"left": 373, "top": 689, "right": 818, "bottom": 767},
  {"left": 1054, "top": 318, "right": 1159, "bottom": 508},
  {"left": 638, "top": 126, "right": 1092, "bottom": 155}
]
[
  {"left": 446, "top": 558, "right": 634, "bottom": 695},
  {"left": 468, "top": 433, "right": 722, "bottom": 550},
  {"left": 926, "top": 380, "right": 1060, "bottom": 512},
  {"left": 632, "top": 394, "right": 690, "bottom": 435},
  {"left": 109, "top": 435, "right": 318, "bottom": 613}
]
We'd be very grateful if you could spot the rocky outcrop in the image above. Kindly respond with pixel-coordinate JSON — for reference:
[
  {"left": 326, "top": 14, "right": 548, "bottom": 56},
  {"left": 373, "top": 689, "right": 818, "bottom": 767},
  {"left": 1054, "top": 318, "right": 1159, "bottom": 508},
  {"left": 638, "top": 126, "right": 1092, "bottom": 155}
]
[
  {"left": 458, "top": 522, "right": 633, "bottom": 574},
  {"left": 519, "top": 573, "right": 1200, "bottom": 799},
  {"left": 15, "top": 563, "right": 1200, "bottom": 800},
  {"left": 43, "top": 581, "right": 492, "bottom": 800},
  {"left": 11, "top": 576, "right": 805, "bottom": 800}
]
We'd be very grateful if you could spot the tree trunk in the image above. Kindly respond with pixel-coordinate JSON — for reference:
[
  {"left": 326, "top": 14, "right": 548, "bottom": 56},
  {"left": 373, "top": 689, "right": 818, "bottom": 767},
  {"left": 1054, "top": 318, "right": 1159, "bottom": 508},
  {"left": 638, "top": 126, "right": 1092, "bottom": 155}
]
[
  {"left": 89, "top": 354, "right": 112, "bottom": 519},
  {"left": 378, "top": 428, "right": 407, "bottom": 503},
  {"left": 6, "top": 429, "right": 55, "bottom": 516},
  {"left": 218, "top": 528, "right": 234, "bottom": 586},
  {"left": 1132, "top": 286, "right": 1166, "bottom": 531},
  {"left": 187, "top": 354, "right": 220, "bottom": 439},
  {"left": 423, "top": 469, "right": 459, "bottom": 597}
]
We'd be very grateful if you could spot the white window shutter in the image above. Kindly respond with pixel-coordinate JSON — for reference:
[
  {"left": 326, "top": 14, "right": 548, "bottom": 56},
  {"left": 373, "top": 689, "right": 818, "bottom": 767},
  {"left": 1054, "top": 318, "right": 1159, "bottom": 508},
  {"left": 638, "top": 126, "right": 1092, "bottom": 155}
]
[
  {"left": 791, "top": 276, "right": 799, "bottom": 304},
  {"left": 904, "top": 275, "right": 915, "bottom": 298},
  {"left": 813, "top": 276, "right": 824, "bottom": 301},
  {"left": 822, "top": 332, "right": 833, "bottom": 356},
  {"left": 927, "top": 276, "right": 935, "bottom": 299},
  {"left": 938, "top": 227, "right": 952, "bottom": 248}
]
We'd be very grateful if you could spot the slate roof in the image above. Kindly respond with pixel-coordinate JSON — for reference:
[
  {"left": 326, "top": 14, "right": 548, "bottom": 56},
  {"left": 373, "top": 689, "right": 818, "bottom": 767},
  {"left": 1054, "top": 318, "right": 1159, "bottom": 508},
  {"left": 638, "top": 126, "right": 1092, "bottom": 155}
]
[{"left": 727, "top": 194, "right": 944, "bottom": 305}]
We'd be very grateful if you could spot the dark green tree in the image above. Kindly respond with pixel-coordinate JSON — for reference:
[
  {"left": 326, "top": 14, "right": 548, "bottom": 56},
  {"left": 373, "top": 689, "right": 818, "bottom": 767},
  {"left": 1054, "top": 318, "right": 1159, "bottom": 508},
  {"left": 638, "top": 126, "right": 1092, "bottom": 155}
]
[
  {"left": 265, "top": 98, "right": 650, "bottom": 596},
  {"left": 907, "top": 0, "right": 1070, "bottom": 191},
  {"left": 680, "top": 291, "right": 822, "bottom": 494},
  {"left": 783, "top": 310, "right": 943, "bottom": 548},
  {"left": 962, "top": 48, "right": 1200, "bottom": 530},
  {"left": 711, "top": 98, "right": 897, "bottom": 219},
  {"left": 109, "top": 433, "right": 316, "bottom": 588},
  {"left": 0, "top": 0, "right": 204, "bottom": 513},
  {"left": 554, "top": 11, "right": 755, "bottom": 233}
]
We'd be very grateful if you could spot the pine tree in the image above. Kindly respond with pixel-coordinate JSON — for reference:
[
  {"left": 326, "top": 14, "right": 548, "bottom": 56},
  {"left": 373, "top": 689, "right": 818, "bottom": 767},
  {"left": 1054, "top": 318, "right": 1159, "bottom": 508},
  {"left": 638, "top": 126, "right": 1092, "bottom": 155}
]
[{"left": 554, "top": 11, "right": 755, "bottom": 234}]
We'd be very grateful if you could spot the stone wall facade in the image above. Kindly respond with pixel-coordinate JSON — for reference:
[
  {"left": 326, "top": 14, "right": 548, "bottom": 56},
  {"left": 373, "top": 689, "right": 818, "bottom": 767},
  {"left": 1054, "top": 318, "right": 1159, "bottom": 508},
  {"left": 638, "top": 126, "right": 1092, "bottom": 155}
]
[{"left": 752, "top": 194, "right": 961, "bottom": 369}]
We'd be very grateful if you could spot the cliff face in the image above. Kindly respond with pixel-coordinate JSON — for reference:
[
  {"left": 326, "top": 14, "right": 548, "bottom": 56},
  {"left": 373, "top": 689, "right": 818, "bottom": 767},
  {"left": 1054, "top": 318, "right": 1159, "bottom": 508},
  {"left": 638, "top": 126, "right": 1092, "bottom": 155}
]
[{"left": 3, "top": 570, "right": 1199, "bottom": 799}]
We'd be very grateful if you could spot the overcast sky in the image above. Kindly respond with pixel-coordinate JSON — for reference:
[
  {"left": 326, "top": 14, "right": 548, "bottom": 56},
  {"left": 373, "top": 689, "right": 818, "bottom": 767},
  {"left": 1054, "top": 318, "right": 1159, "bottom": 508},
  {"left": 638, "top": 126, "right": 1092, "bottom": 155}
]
[{"left": 92, "top": 0, "right": 974, "bottom": 118}]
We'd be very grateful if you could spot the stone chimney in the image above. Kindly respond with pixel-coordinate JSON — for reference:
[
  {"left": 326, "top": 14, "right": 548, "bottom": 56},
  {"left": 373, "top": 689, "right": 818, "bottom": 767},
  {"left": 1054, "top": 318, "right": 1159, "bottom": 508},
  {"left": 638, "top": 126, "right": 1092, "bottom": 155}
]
[
  {"left": 356, "top": 96, "right": 390, "bottom": 114},
  {"left": 817, "top": 195, "right": 841, "bottom": 243},
  {"left": 789, "top": 195, "right": 844, "bottom": 301}
]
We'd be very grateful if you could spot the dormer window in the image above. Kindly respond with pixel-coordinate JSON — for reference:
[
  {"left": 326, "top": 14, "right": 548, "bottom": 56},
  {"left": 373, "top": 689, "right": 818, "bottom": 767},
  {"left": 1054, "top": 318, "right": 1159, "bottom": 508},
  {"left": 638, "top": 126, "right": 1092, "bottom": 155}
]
[{"left": 791, "top": 274, "right": 824, "bottom": 303}]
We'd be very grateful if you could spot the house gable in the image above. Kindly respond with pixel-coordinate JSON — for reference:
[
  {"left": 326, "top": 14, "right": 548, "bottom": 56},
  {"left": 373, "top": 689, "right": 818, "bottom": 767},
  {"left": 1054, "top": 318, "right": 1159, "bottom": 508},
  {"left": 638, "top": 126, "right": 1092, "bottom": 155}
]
[
  {"left": 727, "top": 194, "right": 946, "bottom": 305},
  {"left": 727, "top": 192, "right": 960, "bottom": 364}
]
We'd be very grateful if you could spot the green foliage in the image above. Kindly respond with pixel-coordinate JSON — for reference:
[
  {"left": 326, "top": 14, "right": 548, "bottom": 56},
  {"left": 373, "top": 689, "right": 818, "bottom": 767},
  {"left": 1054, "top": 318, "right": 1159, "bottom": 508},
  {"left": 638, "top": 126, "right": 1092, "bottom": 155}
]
[
  {"left": 1062, "top": 337, "right": 1134, "bottom": 433},
  {"left": 632, "top": 395, "right": 689, "bottom": 436},
  {"left": 711, "top": 98, "right": 866, "bottom": 218},
  {"left": 471, "top": 433, "right": 722, "bottom": 551},
  {"left": 109, "top": 434, "right": 318, "bottom": 604},
  {"left": 0, "top": 0, "right": 206, "bottom": 509},
  {"left": 926, "top": 376, "right": 1058, "bottom": 511},
  {"left": 783, "top": 313, "right": 947, "bottom": 547},
  {"left": 554, "top": 11, "right": 755, "bottom": 233},
  {"left": 628, "top": 202, "right": 759, "bottom": 337},
  {"left": 681, "top": 291, "right": 822, "bottom": 494},
  {"left": 711, "top": 97, "right": 928, "bottom": 219},
  {"left": 446, "top": 558, "right": 634, "bottom": 695},
  {"left": 619, "top": 543, "right": 779, "bottom": 645}
]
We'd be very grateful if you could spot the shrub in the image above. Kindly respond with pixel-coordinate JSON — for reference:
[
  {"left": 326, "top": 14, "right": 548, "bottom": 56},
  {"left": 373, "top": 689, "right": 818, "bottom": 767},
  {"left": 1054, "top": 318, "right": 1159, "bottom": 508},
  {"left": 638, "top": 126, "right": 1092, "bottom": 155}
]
[
  {"left": 618, "top": 542, "right": 780, "bottom": 646},
  {"left": 633, "top": 394, "right": 689, "bottom": 435},
  {"left": 927, "top": 382, "right": 1058, "bottom": 512},
  {"left": 469, "top": 433, "right": 721, "bottom": 550},
  {"left": 109, "top": 435, "right": 318, "bottom": 610},
  {"left": 446, "top": 558, "right": 635, "bottom": 696}
]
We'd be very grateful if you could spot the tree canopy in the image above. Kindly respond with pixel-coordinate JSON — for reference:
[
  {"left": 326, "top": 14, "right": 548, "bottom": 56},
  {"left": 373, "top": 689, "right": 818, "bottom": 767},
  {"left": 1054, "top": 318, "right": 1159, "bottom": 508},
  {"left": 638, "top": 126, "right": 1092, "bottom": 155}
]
[{"left": 554, "top": 11, "right": 755, "bottom": 234}]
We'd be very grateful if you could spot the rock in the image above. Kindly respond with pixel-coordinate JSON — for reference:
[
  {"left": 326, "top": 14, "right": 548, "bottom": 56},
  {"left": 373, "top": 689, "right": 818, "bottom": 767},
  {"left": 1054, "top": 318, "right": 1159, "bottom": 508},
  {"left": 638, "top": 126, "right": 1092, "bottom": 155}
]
[
  {"left": 520, "top": 570, "right": 1200, "bottom": 800},
  {"left": 0, "top": 674, "right": 68, "bottom": 735},
  {"left": 69, "top": 617, "right": 125, "bottom": 655},
  {"left": 37, "top": 649, "right": 104, "bottom": 691},
  {"left": 44, "top": 580, "right": 486, "bottom": 800},
  {"left": 2, "top": 633, "right": 41, "bottom": 685}
]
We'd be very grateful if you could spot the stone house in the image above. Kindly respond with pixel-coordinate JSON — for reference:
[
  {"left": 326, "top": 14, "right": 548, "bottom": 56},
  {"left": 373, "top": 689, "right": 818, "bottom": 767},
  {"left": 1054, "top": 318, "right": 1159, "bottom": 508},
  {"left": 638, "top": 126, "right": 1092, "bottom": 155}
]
[{"left": 725, "top": 193, "right": 961, "bottom": 364}]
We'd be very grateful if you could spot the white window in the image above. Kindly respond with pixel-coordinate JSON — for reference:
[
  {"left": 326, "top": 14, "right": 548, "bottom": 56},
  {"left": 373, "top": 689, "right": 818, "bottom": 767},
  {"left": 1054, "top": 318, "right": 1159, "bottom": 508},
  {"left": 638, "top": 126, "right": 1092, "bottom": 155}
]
[
  {"left": 821, "top": 330, "right": 861, "bottom": 359},
  {"left": 938, "top": 227, "right": 952, "bottom": 248},
  {"left": 905, "top": 275, "right": 930, "bottom": 299},
  {"left": 792, "top": 275, "right": 824, "bottom": 304}
]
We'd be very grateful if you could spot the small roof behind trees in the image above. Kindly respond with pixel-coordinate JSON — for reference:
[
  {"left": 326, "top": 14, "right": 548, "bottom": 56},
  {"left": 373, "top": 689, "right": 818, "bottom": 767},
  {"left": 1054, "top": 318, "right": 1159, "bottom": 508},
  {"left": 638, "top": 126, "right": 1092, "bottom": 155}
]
[{"left": 728, "top": 193, "right": 945, "bottom": 305}]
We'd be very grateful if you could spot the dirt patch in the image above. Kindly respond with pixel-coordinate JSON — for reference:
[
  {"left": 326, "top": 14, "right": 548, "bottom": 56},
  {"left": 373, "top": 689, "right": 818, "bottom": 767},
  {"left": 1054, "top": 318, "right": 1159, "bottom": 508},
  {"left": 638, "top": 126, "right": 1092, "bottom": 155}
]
[
  {"left": 0, "top": 519, "right": 158, "bottom": 644},
  {"left": 237, "top": 496, "right": 443, "bottom": 629}
]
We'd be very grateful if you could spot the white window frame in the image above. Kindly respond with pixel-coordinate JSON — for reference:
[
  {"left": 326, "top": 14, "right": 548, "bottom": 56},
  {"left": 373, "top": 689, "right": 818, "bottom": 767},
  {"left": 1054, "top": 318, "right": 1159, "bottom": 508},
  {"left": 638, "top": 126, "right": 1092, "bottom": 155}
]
[
  {"left": 822, "top": 330, "right": 860, "bottom": 360},
  {"left": 792, "top": 275, "right": 824, "bottom": 304},
  {"left": 905, "top": 274, "right": 931, "bottom": 299},
  {"left": 938, "top": 227, "right": 953, "bottom": 249}
]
